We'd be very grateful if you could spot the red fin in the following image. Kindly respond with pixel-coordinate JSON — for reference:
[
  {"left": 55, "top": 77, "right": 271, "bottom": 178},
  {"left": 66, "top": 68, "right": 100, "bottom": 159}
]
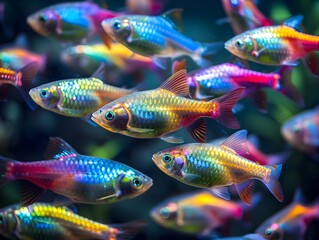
[
  {"left": 110, "top": 220, "right": 147, "bottom": 240},
  {"left": 264, "top": 164, "right": 284, "bottom": 202},
  {"left": 159, "top": 70, "right": 189, "bottom": 96},
  {"left": 43, "top": 137, "right": 78, "bottom": 160},
  {"left": 172, "top": 59, "right": 187, "bottom": 74},
  {"left": 304, "top": 52, "right": 319, "bottom": 77},
  {"left": 186, "top": 118, "right": 207, "bottom": 143},
  {"left": 20, "top": 181, "right": 45, "bottom": 206},
  {"left": 235, "top": 180, "right": 255, "bottom": 206},
  {"left": 221, "top": 130, "right": 250, "bottom": 155},
  {"left": 214, "top": 88, "right": 244, "bottom": 129}
]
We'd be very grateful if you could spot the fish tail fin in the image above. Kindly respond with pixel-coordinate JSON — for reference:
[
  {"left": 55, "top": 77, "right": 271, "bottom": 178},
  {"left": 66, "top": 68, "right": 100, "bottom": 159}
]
[
  {"left": 276, "top": 66, "right": 304, "bottom": 106},
  {"left": 109, "top": 220, "right": 147, "bottom": 240},
  {"left": 213, "top": 88, "right": 244, "bottom": 129},
  {"left": 0, "top": 156, "right": 15, "bottom": 186},
  {"left": 264, "top": 164, "right": 284, "bottom": 202},
  {"left": 191, "top": 42, "right": 223, "bottom": 67},
  {"left": 18, "top": 62, "right": 39, "bottom": 110}
]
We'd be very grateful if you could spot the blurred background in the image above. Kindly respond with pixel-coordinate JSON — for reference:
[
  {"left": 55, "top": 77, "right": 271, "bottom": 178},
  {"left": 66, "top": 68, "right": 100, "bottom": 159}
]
[{"left": 0, "top": 0, "right": 319, "bottom": 239}]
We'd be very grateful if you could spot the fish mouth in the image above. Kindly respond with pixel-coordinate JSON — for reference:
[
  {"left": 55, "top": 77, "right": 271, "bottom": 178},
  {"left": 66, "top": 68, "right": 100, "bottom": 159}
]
[
  {"left": 27, "top": 15, "right": 48, "bottom": 36},
  {"left": 29, "top": 88, "right": 41, "bottom": 105},
  {"left": 101, "top": 20, "right": 114, "bottom": 37},
  {"left": 224, "top": 40, "right": 231, "bottom": 52}
]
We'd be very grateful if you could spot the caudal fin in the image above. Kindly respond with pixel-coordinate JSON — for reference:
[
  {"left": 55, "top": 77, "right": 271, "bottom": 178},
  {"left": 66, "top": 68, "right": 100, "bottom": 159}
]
[
  {"left": 276, "top": 66, "right": 304, "bottom": 106},
  {"left": 109, "top": 220, "right": 147, "bottom": 240},
  {"left": 264, "top": 164, "right": 284, "bottom": 202},
  {"left": 213, "top": 88, "right": 244, "bottom": 129},
  {"left": 191, "top": 42, "right": 223, "bottom": 68},
  {"left": 0, "top": 156, "right": 14, "bottom": 186}
]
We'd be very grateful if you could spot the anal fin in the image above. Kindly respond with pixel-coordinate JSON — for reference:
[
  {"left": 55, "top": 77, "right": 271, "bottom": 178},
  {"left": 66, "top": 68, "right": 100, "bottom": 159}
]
[
  {"left": 20, "top": 181, "right": 45, "bottom": 206},
  {"left": 235, "top": 180, "right": 255, "bottom": 206},
  {"left": 186, "top": 118, "right": 207, "bottom": 143}
]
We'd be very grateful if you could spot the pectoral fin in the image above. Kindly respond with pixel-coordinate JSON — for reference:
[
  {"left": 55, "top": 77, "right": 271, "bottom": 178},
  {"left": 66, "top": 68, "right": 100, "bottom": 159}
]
[
  {"left": 211, "top": 186, "right": 231, "bottom": 200},
  {"left": 160, "top": 135, "right": 184, "bottom": 144}
]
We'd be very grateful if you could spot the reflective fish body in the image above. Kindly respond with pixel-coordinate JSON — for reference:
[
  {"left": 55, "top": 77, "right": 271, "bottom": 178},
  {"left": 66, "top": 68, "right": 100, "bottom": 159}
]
[
  {"left": 0, "top": 203, "right": 145, "bottom": 240},
  {"left": 256, "top": 190, "right": 319, "bottom": 240},
  {"left": 0, "top": 138, "right": 152, "bottom": 205},
  {"left": 225, "top": 16, "right": 319, "bottom": 76},
  {"left": 101, "top": 9, "right": 221, "bottom": 68},
  {"left": 221, "top": 0, "right": 272, "bottom": 34},
  {"left": 281, "top": 107, "right": 319, "bottom": 155},
  {"left": 29, "top": 74, "right": 134, "bottom": 118},
  {"left": 151, "top": 190, "right": 250, "bottom": 235},
  {"left": 91, "top": 70, "right": 243, "bottom": 143},
  {"left": 27, "top": 2, "right": 121, "bottom": 44},
  {"left": 152, "top": 130, "right": 284, "bottom": 205},
  {"left": 0, "top": 47, "right": 46, "bottom": 71}
]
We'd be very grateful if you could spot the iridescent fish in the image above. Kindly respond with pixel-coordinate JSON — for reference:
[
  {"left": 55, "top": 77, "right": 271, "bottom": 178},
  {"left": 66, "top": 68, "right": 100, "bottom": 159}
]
[
  {"left": 126, "top": 0, "right": 164, "bottom": 15},
  {"left": 281, "top": 107, "right": 319, "bottom": 155},
  {"left": 152, "top": 130, "right": 284, "bottom": 205},
  {"left": 27, "top": 2, "right": 122, "bottom": 46},
  {"left": 101, "top": 9, "right": 222, "bottom": 68},
  {"left": 29, "top": 65, "right": 134, "bottom": 120},
  {"left": 256, "top": 190, "right": 319, "bottom": 240},
  {"left": 91, "top": 70, "right": 243, "bottom": 143},
  {"left": 0, "top": 47, "right": 46, "bottom": 71},
  {"left": 0, "top": 137, "right": 152, "bottom": 205},
  {"left": 225, "top": 16, "right": 319, "bottom": 77},
  {"left": 0, "top": 61, "right": 39, "bottom": 109},
  {"left": 0, "top": 203, "right": 145, "bottom": 240},
  {"left": 151, "top": 190, "right": 259, "bottom": 236},
  {"left": 172, "top": 59, "right": 303, "bottom": 108},
  {"left": 220, "top": 0, "right": 272, "bottom": 34}
]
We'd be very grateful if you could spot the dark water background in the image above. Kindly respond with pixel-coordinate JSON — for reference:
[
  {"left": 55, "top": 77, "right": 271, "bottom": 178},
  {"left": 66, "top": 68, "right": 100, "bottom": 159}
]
[{"left": 0, "top": 0, "right": 319, "bottom": 239}]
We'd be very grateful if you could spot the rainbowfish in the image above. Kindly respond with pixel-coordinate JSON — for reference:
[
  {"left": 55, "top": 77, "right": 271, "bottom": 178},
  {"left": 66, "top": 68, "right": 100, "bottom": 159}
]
[
  {"left": 29, "top": 65, "right": 134, "bottom": 120},
  {"left": 0, "top": 137, "right": 152, "bottom": 205},
  {"left": 151, "top": 190, "right": 259, "bottom": 236},
  {"left": 225, "top": 16, "right": 319, "bottom": 76},
  {"left": 27, "top": 2, "right": 121, "bottom": 46},
  {"left": 220, "top": 0, "right": 272, "bottom": 34},
  {"left": 255, "top": 190, "right": 319, "bottom": 240},
  {"left": 101, "top": 9, "right": 222, "bottom": 68},
  {"left": 281, "top": 107, "right": 319, "bottom": 155},
  {"left": 91, "top": 70, "right": 243, "bottom": 143},
  {"left": 0, "top": 203, "right": 145, "bottom": 240},
  {"left": 0, "top": 61, "right": 39, "bottom": 109},
  {"left": 172, "top": 59, "right": 303, "bottom": 108},
  {"left": 152, "top": 130, "right": 284, "bottom": 205},
  {"left": 0, "top": 47, "right": 46, "bottom": 71}
]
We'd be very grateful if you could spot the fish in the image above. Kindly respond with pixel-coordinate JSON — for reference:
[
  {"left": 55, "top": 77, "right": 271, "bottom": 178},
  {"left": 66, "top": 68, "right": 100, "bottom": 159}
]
[
  {"left": 281, "top": 107, "right": 319, "bottom": 155},
  {"left": 61, "top": 42, "right": 155, "bottom": 72},
  {"left": 0, "top": 202, "right": 146, "bottom": 240},
  {"left": 0, "top": 47, "right": 46, "bottom": 71},
  {"left": 172, "top": 59, "right": 303, "bottom": 108},
  {"left": 151, "top": 190, "right": 260, "bottom": 236},
  {"left": 216, "top": 233, "right": 266, "bottom": 240},
  {"left": 27, "top": 1, "right": 122, "bottom": 47},
  {"left": 101, "top": 9, "right": 222, "bottom": 69},
  {"left": 220, "top": 0, "right": 272, "bottom": 34},
  {"left": 91, "top": 70, "right": 243, "bottom": 143},
  {"left": 255, "top": 190, "right": 319, "bottom": 240},
  {"left": 126, "top": 0, "right": 164, "bottom": 15},
  {"left": 0, "top": 61, "right": 39, "bottom": 109},
  {"left": 152, "top": 129, "right": 284, "bottom": 205},
  {"left": 224, "top": 15, "right": 319, "bottom": 77},
  {"left": 0, "top": 137, "right": 153, "bottom": 205},
  {"left": 29, "top": 65, "right": 134, "bottom": 121}
]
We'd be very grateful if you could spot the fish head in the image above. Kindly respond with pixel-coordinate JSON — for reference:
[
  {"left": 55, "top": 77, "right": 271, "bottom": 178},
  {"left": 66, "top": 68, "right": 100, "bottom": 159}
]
[
  {"left": 0, "top": 206, "right": 17, "bottom": 238},
  {"left": 27, "top": 8, "right": 61, "bottom": 37},
  {"left": 151, "top": 201, "right": 178, "bottom": 229},
  {"left": 152, "top": 146, "right": 186, "bottom": 177},
  {"left": 225, "top": 31, "right": 256, "bottom": 61},
  {"left": 91, "top": 102, "right": 130, "bottom": 133},
  {"left": 29, "top": 84, "right": 61, "bottom": 110},
  {"left": 256, "top": 222, "right": 284, "bottom": 239},
  {"left": 117, "top": 171, "right": 153, "bottom": 199},
  {"left": 101, "top": 17, "right": 134, "bottom": 44}
]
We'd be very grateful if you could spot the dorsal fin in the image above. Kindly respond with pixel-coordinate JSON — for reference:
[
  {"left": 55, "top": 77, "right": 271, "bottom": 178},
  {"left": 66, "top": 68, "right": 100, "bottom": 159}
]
[
  {"left": 43, "top": 137, "right": 78, "bottom": 160},
  {"left": 221, "top": 130, "right": 250, "bottom": 155},
  {"left": 161, "top": 9, "right": 183, "bottom": 32},
  {"left": 159, "top": 70, "right": 189, "bottom": 96},
  {"left": 91, "top": 63, "right": 106, "bottom": 80},
  {"left": 284, "top": 15, "right": 304, "bottom": 32}
]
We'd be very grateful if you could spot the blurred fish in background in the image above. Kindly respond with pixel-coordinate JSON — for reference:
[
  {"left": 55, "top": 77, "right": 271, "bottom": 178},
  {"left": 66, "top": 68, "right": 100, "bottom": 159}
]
[{"left": 125, "top": 0, "right": 164, "bottom": 15}]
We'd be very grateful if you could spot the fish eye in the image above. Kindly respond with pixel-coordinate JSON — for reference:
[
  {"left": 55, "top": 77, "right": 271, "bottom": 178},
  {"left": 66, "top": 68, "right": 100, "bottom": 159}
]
[
  {"left": 265, "top": 228, "right": 273, "bottom": 236},
  {"left": 105, "top": 111, "right": 115, "bottom": 121},
  {"left": 162, "top": 154, "right": 172, "bottom": 163},
  {"left": 159, "top": 207, "right": 170, "bottom": 219},
  {"left": 113, "top": 21, "right": 122, "bottom": 31},
  {"left": 38, "top": 15, "right": 47, "bottom": 23},
  {"left": 132, "top": 177, "right": 143, "bottom": 188},
  {"left": 40, "top": 90, "right": 49, "bottom": 99},
  {"left": 235, "top": 39, "right": 244, "bottom": 48}
]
